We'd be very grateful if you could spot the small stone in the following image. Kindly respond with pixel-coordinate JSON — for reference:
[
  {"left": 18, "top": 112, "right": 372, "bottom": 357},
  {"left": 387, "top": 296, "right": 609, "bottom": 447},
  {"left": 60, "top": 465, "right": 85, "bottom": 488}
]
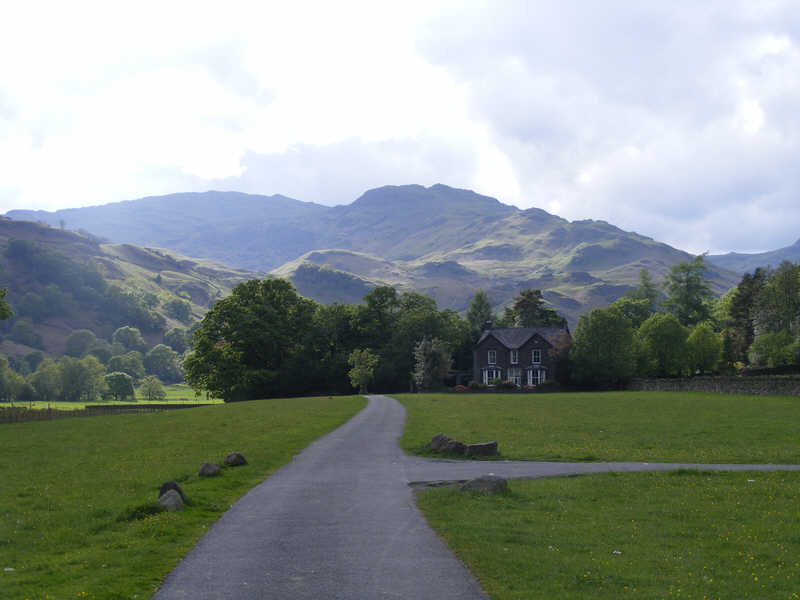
[
  {"left": 224, "top": 452, "right": 247, "bottom": 467},
  {"left": 460, "top": 475, "right": 508, "bottom": 494},
  {"left": 198, "top": 461, "right": 221, "bottom": 477},
  {"left": 4, "top": 567, "right": 15, "bottom": 572},
  {"left": 465, "top": 441, "right": 499, "bottom": 457},
  {"left": 428, "top": 433, "right": 451, "bottom": 451},
  {"left": 158, "top": 489, "right": 184, "bottom": 511},
  {"left": 159, "top": 481, "right": 186, "bottom": 502}
]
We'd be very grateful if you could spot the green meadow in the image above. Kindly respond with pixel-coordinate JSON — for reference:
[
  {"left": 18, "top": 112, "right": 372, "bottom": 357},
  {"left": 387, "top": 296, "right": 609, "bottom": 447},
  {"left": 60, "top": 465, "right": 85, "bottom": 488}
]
[
  {"left": 396, "top": 391, "right": 800, "bottom": 464},
  {"left": 0, "top": 396, "right": 365, "bottom": 599}
]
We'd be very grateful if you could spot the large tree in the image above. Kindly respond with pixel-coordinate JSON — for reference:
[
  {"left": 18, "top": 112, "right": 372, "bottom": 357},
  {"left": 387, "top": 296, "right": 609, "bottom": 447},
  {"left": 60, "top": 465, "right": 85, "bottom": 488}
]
[
  {"left": 348, "top": 348, "right": 379, "bottom": 393},
  {"left": 466, "top": 289, "right": 493, "bottom": 338},
  {"left": 638, "top": 313, "right": 689, "bottom": 377},
  {"left": 509, "top": 289, "right": 564, "bottom": 328},
  {"left": 183, "top": 278, "right": 315, "bottom": 401},
  {"left": 569, "top": 305, "right": 637, "bottom": 388},
  {"left": 662, "top": 255, "right": 714, "bottom": 327},
  {"left": 413, "top": 337, "right": 452, "bottom": 391}
]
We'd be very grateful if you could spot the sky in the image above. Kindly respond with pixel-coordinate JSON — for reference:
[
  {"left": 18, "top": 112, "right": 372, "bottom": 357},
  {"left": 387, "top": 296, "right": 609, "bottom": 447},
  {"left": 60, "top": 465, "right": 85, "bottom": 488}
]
[{"left": 1, "top": 0, "right": 799, "bottom": 255}]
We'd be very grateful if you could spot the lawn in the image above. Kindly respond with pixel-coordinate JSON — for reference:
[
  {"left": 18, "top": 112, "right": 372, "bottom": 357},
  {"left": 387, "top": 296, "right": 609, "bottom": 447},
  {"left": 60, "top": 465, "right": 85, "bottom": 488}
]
[
  {"left": 396, "top": 391, "right": 800, "bottom": 464},
  {"left": 0, "top": 395, "right": 366, "bottom": 599},
  {"left": 418, "top": 470, "right": 800, "bottom": 599}
]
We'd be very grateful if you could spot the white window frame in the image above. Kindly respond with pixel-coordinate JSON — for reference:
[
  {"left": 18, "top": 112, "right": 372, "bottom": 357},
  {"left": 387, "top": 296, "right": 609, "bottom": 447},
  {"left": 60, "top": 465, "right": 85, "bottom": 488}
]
[
  {"left": 483, "top": 368, "right": 502, "bottom": 384},
  {"left": 508, "top": 367, "right": 521, "bottom": 386},
  {"left": 527, "top": 369, "right": 546, "bottom": 386},
  {"left": 532, "top": 349, "right": 541, "bottom": 364},
  {"left": 510, "top": 349, "right": 519, "bottom": 364},
  {"left": 488, "top": 349, "right": 496, "bottom": 364}
]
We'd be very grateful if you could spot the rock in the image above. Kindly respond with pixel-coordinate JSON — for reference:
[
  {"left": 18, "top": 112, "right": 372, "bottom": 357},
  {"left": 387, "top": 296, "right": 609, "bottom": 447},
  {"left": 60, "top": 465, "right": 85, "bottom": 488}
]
[
  {"left": 158, "top": 489, "right": 184, "bottom": 511},
  {"left": 198, "top": 461, "right": 221, "bottom": 477},
  {"left": 428, "top": 433, "right": 451, "bottom": 451},
  {"left": 224, "top": 452, "right": 247, "bottom": 467},
  {"left": 460, "top": 475, "right": 508, "bottom": 494},
  {"left": 465, "top": 441, "right": 499, "bottom": 457},
  {"left": 159, "top": 481, "right": 186, "bottom": 501},
  {"left": 442, "top": 439, "right": 467, "bottom": 455}
]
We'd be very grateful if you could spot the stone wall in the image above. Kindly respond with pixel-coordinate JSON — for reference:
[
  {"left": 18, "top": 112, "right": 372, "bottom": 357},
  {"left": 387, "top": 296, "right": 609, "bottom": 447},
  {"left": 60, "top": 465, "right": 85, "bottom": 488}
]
[{"left": 628, "top": 376, "right": 800, "bottom": 396}]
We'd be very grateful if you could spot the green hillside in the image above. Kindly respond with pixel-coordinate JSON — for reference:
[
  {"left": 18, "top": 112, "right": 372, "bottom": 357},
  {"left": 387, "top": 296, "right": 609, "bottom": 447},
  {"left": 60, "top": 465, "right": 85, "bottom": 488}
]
[
  {"left": 708, "top": 238, "right": 800, "bottom": 274},
  {"left": 0, "top": 218, "right": 261, "bottom": 360}
]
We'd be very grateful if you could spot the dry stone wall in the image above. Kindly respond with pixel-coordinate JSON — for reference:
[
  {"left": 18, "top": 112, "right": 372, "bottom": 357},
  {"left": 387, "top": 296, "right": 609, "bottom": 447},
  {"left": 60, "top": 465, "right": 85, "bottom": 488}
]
[{"left": 628, "top": 376, "right": 800, "bottom": 396}]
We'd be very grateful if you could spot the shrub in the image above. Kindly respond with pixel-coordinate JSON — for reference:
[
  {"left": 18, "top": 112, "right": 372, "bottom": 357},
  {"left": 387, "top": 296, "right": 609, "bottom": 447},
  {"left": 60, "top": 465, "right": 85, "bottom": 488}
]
[
  {"left": 498, "top": 380, "right": 518, "bottom": 391},
  {"left": 468, "top": 381, "right": 488, "bottom": 391}
]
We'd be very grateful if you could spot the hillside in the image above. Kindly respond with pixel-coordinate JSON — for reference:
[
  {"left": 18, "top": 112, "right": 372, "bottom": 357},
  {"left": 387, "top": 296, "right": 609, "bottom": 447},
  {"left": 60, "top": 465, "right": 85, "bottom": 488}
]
[
  {"left": 708, "top": 239, "right": 800, "bottom": 274},
  {"left": 6, "top": 184, "right": 740, "bottom": 325},
  {"left": 0, "top": 218, "right": 262, "bottom": 359}
]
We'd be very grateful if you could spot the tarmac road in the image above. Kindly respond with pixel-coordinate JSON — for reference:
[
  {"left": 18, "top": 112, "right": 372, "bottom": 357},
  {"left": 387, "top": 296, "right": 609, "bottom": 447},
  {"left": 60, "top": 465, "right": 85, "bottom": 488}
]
[{"left": 153, "top": 395, "right": 800, "bottom": 599}]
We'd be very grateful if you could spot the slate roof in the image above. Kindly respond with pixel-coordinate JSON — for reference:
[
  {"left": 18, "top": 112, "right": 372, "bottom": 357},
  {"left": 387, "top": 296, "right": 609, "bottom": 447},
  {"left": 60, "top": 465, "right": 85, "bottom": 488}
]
[{"left": 476, "top": 327, "right": 568, "bottom": 349}]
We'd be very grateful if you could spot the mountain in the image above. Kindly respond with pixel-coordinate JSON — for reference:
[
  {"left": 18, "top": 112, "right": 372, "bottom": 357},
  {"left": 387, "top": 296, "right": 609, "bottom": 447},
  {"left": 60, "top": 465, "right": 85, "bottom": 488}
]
[
  {"left": 0, "top": 218, "right": 261, "bottom": 358},
  {"left": 707, "top": 239, "right": 800, "bottom": 275},
  {"left": 6, "top": 184, "right": 740, "bottom": 325}
]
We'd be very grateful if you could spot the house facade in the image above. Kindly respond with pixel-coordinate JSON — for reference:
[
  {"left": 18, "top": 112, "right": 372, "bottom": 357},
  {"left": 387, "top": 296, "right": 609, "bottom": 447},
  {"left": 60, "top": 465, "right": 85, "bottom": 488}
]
[{"left": 473, "top": 326, "right": 572, "bottom": 387}]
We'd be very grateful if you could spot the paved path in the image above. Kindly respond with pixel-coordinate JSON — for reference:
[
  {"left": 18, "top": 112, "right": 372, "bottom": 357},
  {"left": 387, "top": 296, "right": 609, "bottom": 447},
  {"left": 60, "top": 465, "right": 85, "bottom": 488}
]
[{"left": 154, "top": 395, "right": 800, "bottom": 599}]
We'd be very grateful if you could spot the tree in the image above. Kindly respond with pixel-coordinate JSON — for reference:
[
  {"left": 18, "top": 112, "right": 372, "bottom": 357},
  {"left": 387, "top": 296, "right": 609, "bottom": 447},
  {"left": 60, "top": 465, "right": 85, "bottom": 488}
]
[
  {"left": 413, "top": 337, "right": 452, "bottom": 391},
  {"left": 753, "top": 261, "right": 800, "bottom": 336},
  {"left": 108, "top": 351, "right": 145, "bottom": 381},
  {"left": 609, "top": 297, "right": 652, "bottom": 330},
  {"left": 626, "top": 268, "right": 660, "bottom": 312},
  {"left": 138, "top": 375, "right": 166, "bottom": 402},
  {"left": 59, "top": 356, "right": 106, "bottom": 402},
  {"left": 164, "top": 298, "right": 192, "bottom": 323},
  {"left": 10, "top": 319, "right": 43, "bottom": 348},
  {"left": 509, "top": 289, "right": 564, "bottom": 327},
  {"left": 348, "top": 348, "right": 379, "bottom": 393},
  {"left": 28, "top": 359, "right": 61, "bottom": 404},
  {"left": 163, "top": 328, "right": 188, "bottom": 354},
  {"left": 112, "top": 326, "right": 147, "bottom": 353},
  {"left": 143, "top": 344, "right": 183, "bottom": 382},
  {"left": 65, "top": 329, "right": 97, "bottom": 357},
  {"left": 569, "top": 306, "right": 637, "bottom": 388},
  {"left": 466, "top": 290, "right": 493, "bottom": 339},
  {"left": 105, "top": 371, "right": 135, "bottom": 401},
  {"left": 727, "top": 268, "right": 767, "bottom": 362},
  {"left": 748, "top": 331, "right": 798, "bottom": 368},
  {"left": 183, "top": 279, "right": 316, "bottom": 401},
  {"left": 638, "top": 313, "right": 689, "bottom": 377},
  {"left": 662, "top": 255, "right": 713, "bottom": 326},
  {"left": 686, "top": 323, "right": 722, "bottom": 374},
  {"left": 0, "top": 288, "right": 12, "bottom": 320}
]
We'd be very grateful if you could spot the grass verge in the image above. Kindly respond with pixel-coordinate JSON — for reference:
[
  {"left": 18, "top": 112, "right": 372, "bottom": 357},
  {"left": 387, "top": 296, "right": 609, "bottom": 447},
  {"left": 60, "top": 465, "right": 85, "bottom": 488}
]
[
  {"left": 396, "top": 391, "right": 800, "bottom": 463},
  {"left": 418, "top": 471, "right": 800, "bottom": 599},
  {"left": 0, "top": 395, "right": 365, "bottom": 599}
]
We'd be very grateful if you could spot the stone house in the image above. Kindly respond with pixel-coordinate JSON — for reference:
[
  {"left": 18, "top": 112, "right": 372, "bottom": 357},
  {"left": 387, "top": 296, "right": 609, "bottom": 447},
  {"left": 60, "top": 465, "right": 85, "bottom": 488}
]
[{"left": 473, "top": 326, "right": 572, "bottom": 387}]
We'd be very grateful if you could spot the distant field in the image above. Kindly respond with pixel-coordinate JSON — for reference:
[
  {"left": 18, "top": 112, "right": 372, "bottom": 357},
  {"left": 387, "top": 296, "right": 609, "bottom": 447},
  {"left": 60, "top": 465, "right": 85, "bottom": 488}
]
[
  {"left": 396, "top": 391, "right": 800, "bottom": 464},
  {"left": 0, "top": 395, "right": 366, "bottom": 599},
  {"left": 419, "top": 470, "right": 800, "bottom": 599}
]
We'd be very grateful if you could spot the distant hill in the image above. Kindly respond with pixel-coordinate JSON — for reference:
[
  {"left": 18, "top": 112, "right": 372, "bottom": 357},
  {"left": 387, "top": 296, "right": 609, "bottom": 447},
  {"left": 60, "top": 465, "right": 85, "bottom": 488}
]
[
  {"left": 0, "top": 218, "right": 261, "bottom": 359},
  {"left": 6, "top": 184, "right": 740, "bottom": 325},
  {"left": 707, "top": 239, "right": 800, "bottom": 274}
]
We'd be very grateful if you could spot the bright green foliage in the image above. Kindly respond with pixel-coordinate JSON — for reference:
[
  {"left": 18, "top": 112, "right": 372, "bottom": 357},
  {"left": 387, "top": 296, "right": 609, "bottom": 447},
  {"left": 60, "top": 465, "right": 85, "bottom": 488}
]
[
  {"left": 108, "top": 351, "right": 145, "bottom": 381},
  {"left": 163, "top": 327, "right": 188, "bottom": 353},
  {"left": 0, "top": 287, "right": 12, "bottom": 320},
  {"left": 64, "top": 328, "right": 97, "bottom": 357},
  {"left": 662, "top": 255, "right": 714, "bottom": 326},
  {"left": 686, "top": 323, "right": 723, "bottom": 374},
  {"left": 138, "top": 375, "right": 166, "bottom": 402},
  {"left": 112, "top": 325, "right": 147, "bottom": 353},
  {"left": 638, "top": 313, "right": 688, "bottom": 377},
  {"left": 570, "top": 306, "right": 636, "bottom": 388},
  {"left": 509, "top": 288, "right": 564, "bottom": 327},
  {"left": 609, "top": 296, "right": 652, "bottom": 330},
  {"left": 0, "top": 358, "right": 26, "bottom": 402},
  {"left": 413, "top": 337, "right": 452, "bottom": 391},
  {"left": 105, "top": 371, "right": 135, "bottom": 401},
  {"left": 748, "top": 330, "right": 798, "bottom": 368},
  {"left": 59, "top": 355, "right": 107, "bottom": 402},
  {"left": 752, "top": 260, "right": 800, "bottom": 336},
  {"left": 466, "top": 289, "right": 493, "bottom": 338},
  {"left": 184, "top": 278, "right": 316, "bottom": 401},
  {"left": 28, "top": 359, "right": 60, "bottom": 403},
  {"left": 164, "top": 297, "right": 193, "bottom": 322},
  {"left": 348, "top": 348, "right": 379, "bottom": 393},
  {"left": 625, "top": 267, "right": 660, "bottom": 311},
  {"left": 143, "top": 344, "right": 183, "bottom": 382}
]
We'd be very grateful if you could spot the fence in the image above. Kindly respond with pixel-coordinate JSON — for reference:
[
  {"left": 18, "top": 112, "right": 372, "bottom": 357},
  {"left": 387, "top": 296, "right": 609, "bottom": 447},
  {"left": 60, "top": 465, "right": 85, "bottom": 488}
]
[{"left": 0, "top": 403, "right": 214, "bottom": 425}]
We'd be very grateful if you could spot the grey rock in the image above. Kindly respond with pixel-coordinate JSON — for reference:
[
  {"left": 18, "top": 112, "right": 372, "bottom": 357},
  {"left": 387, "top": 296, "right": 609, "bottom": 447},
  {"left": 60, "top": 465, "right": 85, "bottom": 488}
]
[
  {"left": 159, "top": 481, "right": 186, "bottom": 501},
  {"left": 442, "top": 439, "right": 467, "bottom": 455},
  {"left": 460, "top": 475, "right": 508, "bottom": 494},
  {"left": 465, "top": 441, "right": 498, "bottom": 457},
  {"left": 199, "top": 461, "right": 221, "bottom": 477},
  {"left": 158, "top": 489, "right": 185, "bottom": 511},
  {"left": 224, "top": 452, "right": 247, "bottom": 467},
  {"left": 428, "top": 433, "right": 451, "bottom": 451}
]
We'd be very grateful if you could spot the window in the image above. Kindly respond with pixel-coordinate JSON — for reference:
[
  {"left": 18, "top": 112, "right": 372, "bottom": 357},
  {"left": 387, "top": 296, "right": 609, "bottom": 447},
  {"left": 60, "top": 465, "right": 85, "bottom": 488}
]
[
  {"left": 510, "top": 349, "right": 518, "bottom": 364},
  {"left": 508, "top": 367, "right": 521, "bottom": 386},
  {"left": 483, "top": 368, "right": 502, "bottom": 384},
  {"left": 532, "top": 349, "right": 541, "bottom": 364},
  {"left": 527, "top": 369, "right": 546, "bottom": 386},
  {"left": 488, "top": 349, "right": 496, "bottom": 364}
]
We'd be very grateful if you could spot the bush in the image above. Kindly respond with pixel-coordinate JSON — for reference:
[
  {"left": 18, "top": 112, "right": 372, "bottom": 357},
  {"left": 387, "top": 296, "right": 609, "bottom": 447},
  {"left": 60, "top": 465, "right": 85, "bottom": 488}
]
[
  {"left": 498, "top": 380, "right": 518, "bottom": 391},
  {"left": 468, "top": 381, "right": 488, "bottom": 391}
]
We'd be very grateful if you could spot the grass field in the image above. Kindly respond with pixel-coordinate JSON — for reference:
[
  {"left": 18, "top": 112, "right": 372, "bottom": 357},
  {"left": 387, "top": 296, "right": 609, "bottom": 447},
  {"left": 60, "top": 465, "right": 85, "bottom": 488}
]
[
  {"left": 418, "top": 470, "right": 800, "bottom": 599},
  {"left": 0, "top": 395, "right": 365, "bottom": 599},
  {"left": 396, "top": 391, "right": 800, "bottom": 464}
]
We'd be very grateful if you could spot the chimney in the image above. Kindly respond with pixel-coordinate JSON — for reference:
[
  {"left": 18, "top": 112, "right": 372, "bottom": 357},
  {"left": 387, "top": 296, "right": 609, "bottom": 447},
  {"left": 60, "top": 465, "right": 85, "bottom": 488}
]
[{"left": 483, "top": 320, "right": 493, "bottom": 331}]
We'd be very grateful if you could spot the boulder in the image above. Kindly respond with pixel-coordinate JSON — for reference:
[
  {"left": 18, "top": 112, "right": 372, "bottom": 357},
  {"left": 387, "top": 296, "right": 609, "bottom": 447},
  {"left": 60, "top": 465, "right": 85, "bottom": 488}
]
[
  {"left": 224, "top": 452, "right": 247, "bottom": 467},
  {"left": 428, "top": 433, "right": 451, "bottom": 451},
  {"left": 159, "top": 481, "right": 186, "bottom": 502},
  {"left": 465, "top": 441, "right": 499, "bottom": 457},
  {"left": 442, "top": 439, "right": 467, "bottom": 455},
  {"left": 158, "top": 489, "right": 185, "bottom": 511},
  {"left": 198, "top": 461, "right": 221, "bottom": 477},
  {"left": 460, "top": 475, "right": 508, "bottom": 494}
]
